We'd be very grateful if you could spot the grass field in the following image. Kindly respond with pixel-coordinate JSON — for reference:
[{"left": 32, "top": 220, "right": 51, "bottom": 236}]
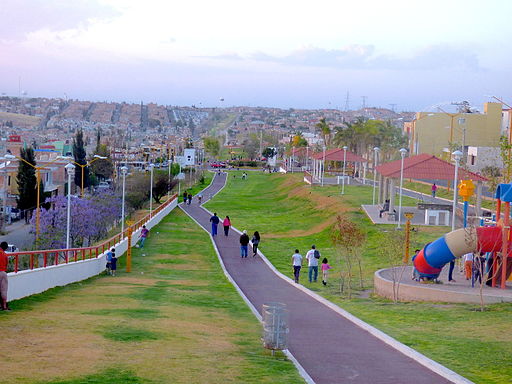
[
  {"left": 205, "top": 171, "right": 512, "bottom": 384},
  {"left": 0, "top": 209, "right": 303, "bottom": 384}
]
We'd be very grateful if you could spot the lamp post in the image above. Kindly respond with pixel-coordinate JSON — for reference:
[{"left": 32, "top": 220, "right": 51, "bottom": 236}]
[
  {"left": 120, "top": 166, "right": 128, "bottom": 235},
  {"left": 167, "top": 156, "right": 172, "bottom": 199},
  {"left": 451, "top": 150, "right": 463, "bottom": 231},
  {"left": 321, "top": 145, "right": 326, "bottom": 186},
  {"left": 149, "top": 163, "right": 154, "bottom": 218},
  {"left": 65, "top": 163, "right": 75, "bottom": 249},
  {"left": 341, "top": 146, "right": 348, "bottom": 195},
  {"left": 372, "top": 147, "right": 380, "bottom": 205},
  {"left": 1, "top": 160, "right": 10, "bottom": 229},
  {"left": 397, "top": 148, "right": 408, "bottom": 229},
  {"left": 4, "top": 153, "right": 70, "bottom": 243},
  {"left": 72, "top": 155, "right": 108, "bottom": 197}
]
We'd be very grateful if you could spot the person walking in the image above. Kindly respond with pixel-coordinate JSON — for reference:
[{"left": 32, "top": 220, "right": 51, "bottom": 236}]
[
  {"left": 306, "top": 245, "right": 320, "bottom": 283},
  {"left": 187, "top": 193, "right": 192, "bottom": 205},
  {"left": 291, "top": 249, "right": 303, "bottom": 283},
  {"left": 431, "top": 183, "right": 438, "bottom": 198},
  {"left": 321, "top": 257, "right": 332, "bottom": 286},
  {"left": 183, "top": 191, "right": 188, "bottom": 203},
  {"left": 223, "top": 215, "right": 231, "bottom": 236},
  {"left": 110, "top": 249, "right": 117, "bottom": 277},
  {"left": 448, "top": 260, "right": 456, "bottom": 282},
  {"left": 210, "top": 213, "right": 220, "bottom": 236},
  {"left": 251, "top": 231, "right": 260, "bottom": 256},
  {"left": 240, "top": 230, "right": 250, "bottom": 258},
  {"left": 139, "top": 225, "right": 149, "bottom": 248},
  {"left": 197, "top": 193, "right": 203, "bottom": 204},
  {"left": 0, "top": 241, "right": 10, "bottom": 310}
]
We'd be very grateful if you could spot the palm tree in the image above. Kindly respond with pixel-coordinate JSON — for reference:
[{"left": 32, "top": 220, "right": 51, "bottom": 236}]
[{"left": 316, "top": 118, "right": 332, "bottom": 147}]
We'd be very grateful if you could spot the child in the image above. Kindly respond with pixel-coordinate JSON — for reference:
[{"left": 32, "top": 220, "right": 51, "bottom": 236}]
[
  {"left": 110, "top": 248, "right": 117, "bottom": 276},
  {"left": 321, "top": 257, "right": 332, "bottom": 286},
  {"left": 106, "top": 248, "right": 114, "bottom": 275}
]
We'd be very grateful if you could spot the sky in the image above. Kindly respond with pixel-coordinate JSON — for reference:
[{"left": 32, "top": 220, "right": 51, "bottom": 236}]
[{"left": 1, "top": 0, "right": 511, "bottom": 111}]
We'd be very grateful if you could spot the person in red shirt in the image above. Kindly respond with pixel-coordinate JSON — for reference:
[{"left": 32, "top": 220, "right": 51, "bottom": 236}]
[{"left": 0, "top": 241, "right": 10, "bottom": 311}]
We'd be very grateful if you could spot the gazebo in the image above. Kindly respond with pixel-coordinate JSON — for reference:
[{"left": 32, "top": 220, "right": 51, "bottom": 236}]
[
  {"left": 375, "top": 153, "right": 488, "bottom": 216},
  {"left": 309, "top": 148, "right": 367, "bottom": 184}
]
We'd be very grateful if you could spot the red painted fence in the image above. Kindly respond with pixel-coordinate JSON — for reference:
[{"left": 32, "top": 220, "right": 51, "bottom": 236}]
[{"left": 6, "top": 194, "right": 177, "bottom": 273}]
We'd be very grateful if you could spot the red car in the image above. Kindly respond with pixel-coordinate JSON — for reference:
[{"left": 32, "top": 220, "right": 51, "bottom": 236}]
[{"left": 210, "top": 162, "right": 226, "bottom": 168}]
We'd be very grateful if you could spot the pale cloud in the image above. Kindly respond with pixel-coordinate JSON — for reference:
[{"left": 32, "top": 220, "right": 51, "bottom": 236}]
[
  {"left": 209, "top": 44, "right": 483, "bottom": 72},
  {"left": 0, "top": 0, "right": 119, "bottom": 41}
]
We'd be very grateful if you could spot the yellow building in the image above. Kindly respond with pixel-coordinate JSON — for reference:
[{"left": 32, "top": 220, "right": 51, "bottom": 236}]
[{"left": 410, "top": 102, "right": 502, "bottom": 156}]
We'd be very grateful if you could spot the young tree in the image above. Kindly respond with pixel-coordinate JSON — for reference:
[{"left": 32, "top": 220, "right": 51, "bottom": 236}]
[
  {"left": 73, "top": 129, "right": 89, "bottom": 191},
  {"left": 16, "top": 147, "right": 38, "bottom": 214},
  {"left": 379, "top": 231, "right": 407, "bottom": 303},
  {"left": 330, "top": 214, "right": 366, "bottom": 298}
]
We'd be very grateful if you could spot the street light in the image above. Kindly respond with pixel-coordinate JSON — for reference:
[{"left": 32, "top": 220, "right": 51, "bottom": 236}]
[
  {"left": 451, "top": 150, "right": 463, "bottom": 231},
  {"left": 120, "top": 166, "right": 128, "bottom": 235},
  {"left": 321, "top": 146, "right": 326, "bottom": 186},
  {"left": 341, "top": 146, "right": 348, "bottom": 195},
  {"left": 397, "top": 148, "right": 408, "bottom": 229},
  {"left": 64, "top": 163, "right": 75, "bottom": 249},
  {"left": 4, "top": 153, "right": 68, "bottom": 243},
  {"left": 1, "top": 160, "right": 11, "bottom": 228},
  {"left": 149, "top": 163, "right": 154, "bottom": 218},
  {"left": 70, "top": 155, "right": 108, "bottom": 197},
  {"left": 372, "top": 147, "right": 380, "bottom": 205}
]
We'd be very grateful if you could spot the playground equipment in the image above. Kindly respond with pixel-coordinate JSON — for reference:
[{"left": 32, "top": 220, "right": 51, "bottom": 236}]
[{"left": 414, "top": 182, "right": 512, "bottom": 288}]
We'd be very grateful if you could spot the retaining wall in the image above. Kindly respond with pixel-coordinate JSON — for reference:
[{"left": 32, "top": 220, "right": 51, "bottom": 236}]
[{"left": 7, "top": 197, "right": 177, "bottom": 301}]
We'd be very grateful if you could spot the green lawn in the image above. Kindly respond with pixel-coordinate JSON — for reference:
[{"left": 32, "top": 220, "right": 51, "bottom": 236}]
[
  {"left": 0, "top": 209, "right": 303, "bottom": 384},
  {"left": 205, "top": 171, "right": 512, "bottom": 384}
]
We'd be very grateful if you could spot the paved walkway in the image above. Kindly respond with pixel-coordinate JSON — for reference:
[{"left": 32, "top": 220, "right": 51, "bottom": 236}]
[{"left": 180, "top": 172, "right": 458, "bottom": 384}]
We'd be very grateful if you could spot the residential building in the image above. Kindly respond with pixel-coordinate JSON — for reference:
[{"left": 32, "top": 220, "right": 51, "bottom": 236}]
[{"left": 411, "top": 102, "right": 502, "bottom": 156}]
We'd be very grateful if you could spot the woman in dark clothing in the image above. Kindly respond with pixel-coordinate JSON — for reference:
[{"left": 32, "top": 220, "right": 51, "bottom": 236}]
[{"left": 251, "top": 231, "right": 260, "bottom": 257}]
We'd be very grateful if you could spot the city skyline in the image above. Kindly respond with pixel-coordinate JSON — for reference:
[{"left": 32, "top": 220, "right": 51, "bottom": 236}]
[{"left": 1, "top": 0, "right": 511, "bottom": 111}]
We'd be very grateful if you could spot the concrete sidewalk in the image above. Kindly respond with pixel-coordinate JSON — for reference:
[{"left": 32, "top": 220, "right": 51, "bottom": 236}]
[{"left": 180, "top": 172, "right": 464, "bottom": 384}]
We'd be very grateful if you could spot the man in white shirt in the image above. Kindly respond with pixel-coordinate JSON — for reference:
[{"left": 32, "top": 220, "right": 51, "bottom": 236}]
[
  {"left": 291, "top": 249, "right": 303, "bottom": 283},
  {"left": 306, "top": 245, "right": 320, "bottom": 283}
]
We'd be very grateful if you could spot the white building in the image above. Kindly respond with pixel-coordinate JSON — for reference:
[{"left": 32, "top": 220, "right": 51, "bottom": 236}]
[{"left": 466, "top": 146, "right": 503, "bottom": 173}]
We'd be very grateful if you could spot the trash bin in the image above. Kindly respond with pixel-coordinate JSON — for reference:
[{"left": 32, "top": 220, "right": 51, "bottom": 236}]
[{"left": 262, "top": 302, "right": 288, "bottom": 353}]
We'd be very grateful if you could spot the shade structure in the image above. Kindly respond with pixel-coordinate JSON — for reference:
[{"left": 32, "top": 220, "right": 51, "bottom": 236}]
[
  {"left": 375, "top": 153, "right": 487, "bottom": 181},
  {"left": 311, "top": 148, "right": 367, "bottom": 163}
]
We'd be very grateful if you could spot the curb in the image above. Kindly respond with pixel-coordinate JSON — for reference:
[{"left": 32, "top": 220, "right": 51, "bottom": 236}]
[{"left": 181, "top": 172, "right": 315, "bottom": 384}]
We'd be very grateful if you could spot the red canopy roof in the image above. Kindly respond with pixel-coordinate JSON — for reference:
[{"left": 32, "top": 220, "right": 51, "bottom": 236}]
[
  {"left": 375, "top": 153, "right": 487, "bottom": 181},
  {"left": 311, "top": 148, "right": 366, "bottom": 163}
]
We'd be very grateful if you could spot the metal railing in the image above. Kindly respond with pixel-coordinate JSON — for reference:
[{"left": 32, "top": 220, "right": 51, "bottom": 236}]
[{"left": 6, "top": 194, "right": 177, "bottom": 273}]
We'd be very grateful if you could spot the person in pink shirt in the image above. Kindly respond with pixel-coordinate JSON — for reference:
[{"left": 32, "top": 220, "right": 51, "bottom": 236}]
[
  {"left": 431, "top": 183, "right": 437, "bottom": 198},
  {"left": 321, "top": 257, "right": 332, "bottom": 286},
  {"left": 223, "top": 216, "right": 231, "bottom": 236}
]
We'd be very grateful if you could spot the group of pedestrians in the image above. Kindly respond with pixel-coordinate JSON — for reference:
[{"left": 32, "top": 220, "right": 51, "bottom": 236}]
[
  {"left": 291, "top": 245, "right": 331, "bottom": 285},
  {"left": 208, "top": 212, "right": 261, "bottom": 258},
  {"left": 239, "top": 230, "right": 260, "bottom": 258},
  {"left": 182, "top": 191, "right": 203, "bottom": 205}
]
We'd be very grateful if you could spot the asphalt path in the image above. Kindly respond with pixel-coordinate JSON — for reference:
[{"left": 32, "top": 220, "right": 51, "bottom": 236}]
[{"left": 181, "top": 172, "right": 456, "bottom": 384}]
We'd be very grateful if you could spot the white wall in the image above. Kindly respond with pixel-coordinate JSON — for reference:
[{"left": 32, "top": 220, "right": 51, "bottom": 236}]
[{"left": 7, "top": 197, "right": 178, "bottom": 302}]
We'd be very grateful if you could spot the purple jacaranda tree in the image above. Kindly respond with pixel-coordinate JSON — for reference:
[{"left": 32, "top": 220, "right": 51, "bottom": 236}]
[{"left": 31, "top": 189, "right": 122, "bottom": 249}]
